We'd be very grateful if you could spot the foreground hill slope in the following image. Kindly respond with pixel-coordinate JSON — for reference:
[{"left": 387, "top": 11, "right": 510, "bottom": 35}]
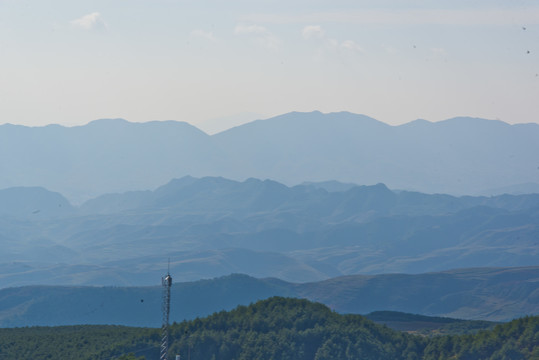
[
  {"left": 1, "top": 112, "right": 538, "bottom": 202},
  {"left": 364, "top": 311, "right": 497, "bottom": 335},
  {"left": 0, "top": 297, "right": 538, "bottom": 360},
  {"left": 167, "top": 297, "right": 539, "bottom": 360},
  {"left": 169, "top": 297, "right": 423, "bottom": 360},
  {"left": 1, "top": 267, "right": 537, "bottom": 328}
]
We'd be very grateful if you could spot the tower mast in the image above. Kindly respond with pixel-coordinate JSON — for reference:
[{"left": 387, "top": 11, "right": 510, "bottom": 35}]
[{"left": 160, "top": 260, "right": 172, "bottom": 360}]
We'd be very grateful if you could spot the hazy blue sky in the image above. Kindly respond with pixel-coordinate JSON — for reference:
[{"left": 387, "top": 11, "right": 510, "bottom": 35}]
[{"left": 1, "top": 0, "right": 538, "bottom": 131}]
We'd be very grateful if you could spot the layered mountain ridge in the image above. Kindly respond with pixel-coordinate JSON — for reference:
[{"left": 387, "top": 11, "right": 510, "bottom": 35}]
[
  {"left": 2, "top": 111, "right": 538, "bottom": 203},
  {"left": 1, "top": 267, "right": 538, "bottom": 327},
  {"left": 0, "top": 176, "right": 537, "bottom": 288}
]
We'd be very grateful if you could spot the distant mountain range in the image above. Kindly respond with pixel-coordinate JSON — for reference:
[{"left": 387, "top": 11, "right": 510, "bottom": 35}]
[
  {"left": 1, "top": 267, "right": 537, "bottom": 327},
  {"left": 0, "top": 176, "right": 537, "bottom": 288},
  {"left": 2, "top": 112, "right": 537, "bottom": 334},
  {"left": 1, "top": 111, "right": 538, "bottom": 203}
]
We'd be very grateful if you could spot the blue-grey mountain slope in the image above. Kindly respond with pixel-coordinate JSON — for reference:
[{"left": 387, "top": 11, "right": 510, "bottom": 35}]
[
  {"left": 0, "top": 119, "right": 219, "bottom": 203},
  {"left": 1, "top": 112, "right": 538, "bottom": 202},
  {"left": 213, "top": 112, "right": 539, "bottom": 195},
  {"left": 0, "top": 177, "right": 537, "bottom": 288},
  {"left": 0, "top": 267, "right": 537, "bottom": 327},
  {"left": 0, "top": 186, "right": 73, "bottom": 218}
]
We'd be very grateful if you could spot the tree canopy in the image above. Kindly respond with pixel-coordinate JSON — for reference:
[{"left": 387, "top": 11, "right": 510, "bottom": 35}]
[{"left": 0, "top": 297, "right": 537, "bottom": 359}]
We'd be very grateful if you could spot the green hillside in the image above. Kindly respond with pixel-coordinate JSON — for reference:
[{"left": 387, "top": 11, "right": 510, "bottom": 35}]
[
  {"left": 1, "top": 297, "right": 538, "bottom": 360},
  {"left": 0, "top": 325, "right": 158, "bottom": 360},
  {"left": 365, "top": 311, "right": 498, "bottom": 335},
  {"left": 168, "top": 297, "right": 425, "bottom": 360}
]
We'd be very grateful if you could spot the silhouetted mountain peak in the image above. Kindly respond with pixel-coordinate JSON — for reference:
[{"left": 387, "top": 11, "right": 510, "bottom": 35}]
[
  {"left": 399, "top": 119, "right": 432, "bottom": 128},
  {"left": 435, "top": 117, "right": 511, "bottom": 130},
  {"left": 1, "top": 111, "right": 538, "bottom": 202},
  {"left": 85, "top": 118, "right": 131, "bottom": 127}
]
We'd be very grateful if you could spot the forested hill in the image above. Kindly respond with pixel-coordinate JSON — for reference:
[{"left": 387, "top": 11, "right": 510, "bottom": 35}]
[
  {"left": 168, "top": 297, "right": 539, "bottom": 360},
  {"left": 0, "top": 297, "right": 538, "bottom": 360}
]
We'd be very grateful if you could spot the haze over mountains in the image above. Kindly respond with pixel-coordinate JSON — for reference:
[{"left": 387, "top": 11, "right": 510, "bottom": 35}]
[
  {"left": 2, "top": 267, "right": 538, "bottom": 327},
  {"left": 1, "top": 111, "right": 538, "bottom": 203},
  {"left": 1, "top": 111, "right": 538, "bottom": 329},
  {"left": 0, "top": 176, "right": 538, "bottom": 289}
]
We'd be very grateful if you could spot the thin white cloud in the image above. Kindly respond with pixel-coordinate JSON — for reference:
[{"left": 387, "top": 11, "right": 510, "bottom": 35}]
[
  {"left": 302, "top": 25, "right": 325, "bottom": 39},
  {"left": 243, "top": 8, "right": 539, "bottom": 26},
  {"left": 327, "top": 38, "right": 339, "bottom": 48},
  {"left": 341, "top": 40, "right": 363, "bottom": 53},
  {"left": 70, "top": 12, "right": 105, "bottom": 30},
  {"left": 431, "top": 47, "right": 446, "bottom": 55},
  {"left": 301, "top": 25, "right": 363, "bottom": 54},
  {"left": 382, "top": 45, "right": 398, "bottom": 55},
  {"left": 429, "top": 47, "right": 448, "bottom": 60},
  {"left": 234, "top": 24, "right": 281, "bottom": 50},
  {"left": 235, "top": 24, "right": 268, "bottom": 35},
  {"left": 191, "top": 29, "right": 217, "bottom": 42}
]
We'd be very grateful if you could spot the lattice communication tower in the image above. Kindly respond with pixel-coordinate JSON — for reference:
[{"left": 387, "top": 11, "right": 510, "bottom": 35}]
[{"left": 160, "top": 265, "right": 172, "bottom": 360}]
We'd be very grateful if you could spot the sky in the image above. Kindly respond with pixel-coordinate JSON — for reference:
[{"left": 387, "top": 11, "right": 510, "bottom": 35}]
[{"left": 0, "top": 0, "right": 538, "bottom": 132}]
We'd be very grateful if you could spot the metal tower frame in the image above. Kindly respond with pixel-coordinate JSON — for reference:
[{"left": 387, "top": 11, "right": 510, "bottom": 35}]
[{"left": 160, "top": 264, "right": 172, "bottom": 360}]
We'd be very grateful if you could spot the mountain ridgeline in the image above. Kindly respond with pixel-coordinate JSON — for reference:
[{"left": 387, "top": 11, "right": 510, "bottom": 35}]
[
  {"left": 2, "top": 112, "right": 538, "bottom": 359},
  {"left": 1, "top": 267, "right": 538, "bottom": 328},
  {"left": 0, "top": 176, "right": 538, "bottom": 289},
  {"left": 1, "top": 111, "right": 538, "bottom": 203}
]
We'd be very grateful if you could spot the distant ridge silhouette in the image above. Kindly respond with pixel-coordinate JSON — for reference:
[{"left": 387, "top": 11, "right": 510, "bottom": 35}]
[{"left": 1, "top": 111, "right": 538, "bottom": 202}]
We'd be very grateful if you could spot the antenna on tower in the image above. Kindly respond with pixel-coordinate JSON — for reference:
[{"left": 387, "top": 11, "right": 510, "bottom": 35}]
[{"left": 160, "top": 259, "right": 172, "bottom": 360}]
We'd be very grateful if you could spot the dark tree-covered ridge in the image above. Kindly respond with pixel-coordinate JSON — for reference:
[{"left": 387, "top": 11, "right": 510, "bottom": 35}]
[
  {"left": 167, "top": 297, "right": 539, "bottom": 360},
  {"left": 0, "top": 297, "right": 538, "bottom": 359}
]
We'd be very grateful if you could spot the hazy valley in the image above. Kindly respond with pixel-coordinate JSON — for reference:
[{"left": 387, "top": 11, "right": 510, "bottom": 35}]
[
  {"left": 1, "top": 112, "right": 538, "bottom": 359},
  {"left": 1, "top": 267, "right": 538, "bottom": 328},
  {"left": 5, "top": 0, "right": 539, "bottom": 356},
  {"left": 1, "top": 175, "right": 538, "bottom": 288}
]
